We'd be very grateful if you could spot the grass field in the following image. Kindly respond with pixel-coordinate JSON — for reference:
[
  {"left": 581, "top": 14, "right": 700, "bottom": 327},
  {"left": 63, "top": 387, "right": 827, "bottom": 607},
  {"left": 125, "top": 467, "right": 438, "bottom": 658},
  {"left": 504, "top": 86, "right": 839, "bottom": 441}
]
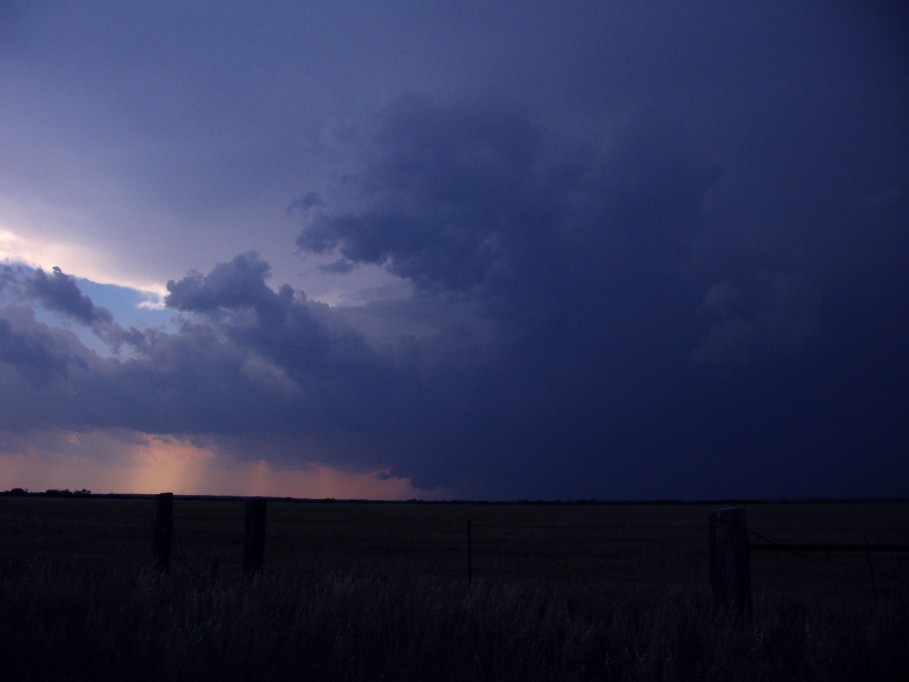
[{"left": 1, "top": 497, "right": 907, "bottom": 680}]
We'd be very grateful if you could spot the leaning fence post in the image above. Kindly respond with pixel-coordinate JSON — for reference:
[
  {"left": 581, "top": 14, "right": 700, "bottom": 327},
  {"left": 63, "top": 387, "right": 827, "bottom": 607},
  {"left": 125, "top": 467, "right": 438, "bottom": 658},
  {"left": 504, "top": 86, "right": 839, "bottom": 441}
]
[
  {"left": 709, "top": 507, "right": 751, "bottom": 610},
  {"left": 151, "top": 492, "right": 173, "bottom": 574},
  {"left": 244, "top": 499, "right": 267, "bottom": 579}
]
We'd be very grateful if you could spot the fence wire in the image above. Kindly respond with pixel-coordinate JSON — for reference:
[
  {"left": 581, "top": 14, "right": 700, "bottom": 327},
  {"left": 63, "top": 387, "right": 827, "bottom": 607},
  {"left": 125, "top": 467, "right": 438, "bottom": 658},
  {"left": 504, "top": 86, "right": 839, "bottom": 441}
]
[
  {"left": 4, "top": 499, "right": 909, "bottom": 599},
  {"left": 716, "top": 513, "right": 909, "bottom": 605}
]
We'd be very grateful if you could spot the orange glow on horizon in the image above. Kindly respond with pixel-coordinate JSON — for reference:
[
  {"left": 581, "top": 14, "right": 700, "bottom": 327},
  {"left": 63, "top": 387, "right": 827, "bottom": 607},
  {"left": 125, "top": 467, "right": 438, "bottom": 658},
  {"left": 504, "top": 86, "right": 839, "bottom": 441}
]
[{"left": 0, "top": 430, "right": 432, "bottom": 500}]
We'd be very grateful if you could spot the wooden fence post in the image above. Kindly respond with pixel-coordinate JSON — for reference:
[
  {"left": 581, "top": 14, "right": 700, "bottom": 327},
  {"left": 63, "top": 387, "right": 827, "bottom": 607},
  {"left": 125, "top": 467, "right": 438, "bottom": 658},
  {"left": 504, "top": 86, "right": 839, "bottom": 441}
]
[
  {"left": 244, "top": 499, "right": 267, "bottom": 579},
  {"left": 151, "top": 492, "right": 173, "bottom": 574},
  {"left": 709, "top": 507, "right": 751, "bottom": 610},
  {"left": 467, "top": 519, "right": 473, "bottom": 586}
]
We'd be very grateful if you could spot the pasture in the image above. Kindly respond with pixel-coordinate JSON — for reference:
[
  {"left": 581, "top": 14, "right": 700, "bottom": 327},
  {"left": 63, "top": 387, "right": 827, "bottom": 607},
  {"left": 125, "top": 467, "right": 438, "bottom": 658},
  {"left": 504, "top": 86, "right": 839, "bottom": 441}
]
[{"left": 0, "top": 497, "right": 907, "bottom": 680}]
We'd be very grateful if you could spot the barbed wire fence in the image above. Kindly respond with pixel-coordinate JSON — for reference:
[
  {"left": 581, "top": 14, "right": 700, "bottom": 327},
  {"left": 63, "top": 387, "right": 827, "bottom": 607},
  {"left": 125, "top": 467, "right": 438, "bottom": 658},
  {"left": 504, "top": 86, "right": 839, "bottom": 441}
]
[
  {"left": 709, "top": 506, "right": 909, "bottom": 611},
  {"left": 2, "top": 495, "right": 907, "bottom": 602}
]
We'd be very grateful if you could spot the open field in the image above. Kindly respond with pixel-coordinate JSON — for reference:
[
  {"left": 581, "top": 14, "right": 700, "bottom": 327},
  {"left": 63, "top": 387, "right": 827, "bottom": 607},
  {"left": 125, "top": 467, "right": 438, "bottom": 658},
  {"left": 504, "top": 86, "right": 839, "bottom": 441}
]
[
  {"left": 1, "top": 497, "right": 907, "bottom": 680},
  {"left": 1, "top": 497, "right": 907, "bottom": 594}
]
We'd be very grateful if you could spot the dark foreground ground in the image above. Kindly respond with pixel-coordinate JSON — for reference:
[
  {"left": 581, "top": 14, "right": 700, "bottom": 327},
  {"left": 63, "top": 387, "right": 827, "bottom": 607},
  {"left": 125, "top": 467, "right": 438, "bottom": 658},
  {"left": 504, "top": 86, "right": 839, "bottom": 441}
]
[{"left": 1, "top": 498, "right": 907, "bottom": 680}]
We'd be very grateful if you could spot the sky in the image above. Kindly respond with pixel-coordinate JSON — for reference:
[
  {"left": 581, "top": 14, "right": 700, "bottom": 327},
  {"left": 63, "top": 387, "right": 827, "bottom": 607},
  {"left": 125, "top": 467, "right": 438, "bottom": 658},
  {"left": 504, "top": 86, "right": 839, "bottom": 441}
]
[{"left": 1, "top": 1, "right": 907, "bottom": 500}]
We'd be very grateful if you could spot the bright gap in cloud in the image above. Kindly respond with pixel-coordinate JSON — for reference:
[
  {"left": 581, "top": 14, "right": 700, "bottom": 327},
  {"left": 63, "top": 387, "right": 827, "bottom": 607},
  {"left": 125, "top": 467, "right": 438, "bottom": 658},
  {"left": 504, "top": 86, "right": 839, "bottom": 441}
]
[{"left": 0, "top": 222, "right": 167, "bottom": 303}]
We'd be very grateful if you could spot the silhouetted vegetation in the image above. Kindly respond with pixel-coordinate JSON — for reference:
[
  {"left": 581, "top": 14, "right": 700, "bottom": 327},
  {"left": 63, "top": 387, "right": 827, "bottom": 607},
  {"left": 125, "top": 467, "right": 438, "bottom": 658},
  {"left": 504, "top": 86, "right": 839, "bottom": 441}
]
[
  {"left": 41, "top": 488, "right": 91, "bottom": 497},
  {"left": 1, "top": 488, "right": 92, "bottom": 497},
  {"left": 1, "top": 562, "right": 906, "bottom": 681},
  {"left": 0, "top": 499, "right": 906, "bottom": 680}
]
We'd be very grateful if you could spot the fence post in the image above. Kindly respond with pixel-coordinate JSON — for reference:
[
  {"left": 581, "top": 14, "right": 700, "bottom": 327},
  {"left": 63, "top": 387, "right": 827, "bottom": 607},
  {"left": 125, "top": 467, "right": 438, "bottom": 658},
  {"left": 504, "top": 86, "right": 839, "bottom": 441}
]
[
  {"left": 151, "top": 492, "right": 173, "bottom": 574},
  {"left": 244, "top": 499, "right": 267, "bottom": 579},
  {"left": 467, "top": 519, "right": 473, "bottom": 586},
  {"left": 709, "top": 507, "right": 751, "bottom": 611}
]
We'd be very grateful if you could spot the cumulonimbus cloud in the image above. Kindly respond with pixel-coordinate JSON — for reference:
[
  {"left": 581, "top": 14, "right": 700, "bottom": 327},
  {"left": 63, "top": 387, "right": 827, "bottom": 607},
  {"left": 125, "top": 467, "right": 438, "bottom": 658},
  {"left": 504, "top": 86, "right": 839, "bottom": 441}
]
[{"left": 1, "top": 91, "right": 907, "bottom": 499}]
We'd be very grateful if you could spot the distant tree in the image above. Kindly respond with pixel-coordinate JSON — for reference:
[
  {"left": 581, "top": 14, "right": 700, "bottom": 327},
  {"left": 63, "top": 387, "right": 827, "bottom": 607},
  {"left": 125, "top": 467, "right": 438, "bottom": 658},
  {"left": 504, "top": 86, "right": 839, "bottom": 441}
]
[{"left": 5, "top": 487, "right": 28, "bottom": 496}]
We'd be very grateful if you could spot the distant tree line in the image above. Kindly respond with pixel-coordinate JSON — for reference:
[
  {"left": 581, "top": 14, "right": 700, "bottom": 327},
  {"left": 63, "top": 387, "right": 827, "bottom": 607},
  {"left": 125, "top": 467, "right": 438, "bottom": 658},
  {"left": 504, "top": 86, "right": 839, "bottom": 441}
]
[{"left": 0, "top": 488, "right": 91, "bottom": 497}]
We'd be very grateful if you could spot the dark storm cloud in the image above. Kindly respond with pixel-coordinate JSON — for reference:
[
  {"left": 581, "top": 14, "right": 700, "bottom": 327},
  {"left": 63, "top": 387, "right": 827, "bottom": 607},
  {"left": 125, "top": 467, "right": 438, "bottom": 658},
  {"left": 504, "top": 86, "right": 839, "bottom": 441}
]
[
  {"left": 0, "top": 265, "right": 148, "bottom": 354},
  {"left": 0, "top": 309, "right": 289, "bottom": 437},
  {"left": 289, "top": 87, "right": 909, "bottom": 498},
  {"left": 166, "top": 252, "right": 291, "bottom": 324},
  {"left": 692, "top": 271, "right": 820, "bottom": 364},
  {"left": 292, "top": 97, "right": 720, "bottom": 494},
  {"left": 0, "top": 255, "right": 390, "bottom": 457},
  {"left": 2, "top": 2, "right": 907, "bottom": 499},
  {"left": 298, "top": 95, "right": 719, "bottom": 359},
  {"left": 166, "top": 252, "right": 380, "bottom": 379},
  {"left": 28, "top": 267, "right": 113, "bottom": 325},
  {"left": 0, "top": 316, "right": 71, "bottom": 387},
  {"left": 5, "top": 73, "right": 905, "bottom": 498},
  {"left": 298, "top": 95, "right": 720, "bottom": 353},
  {"left": 298, "top": 96, "right": 548, "bottom": 295},
  {"left": 159, "top": 253, "right": 412, "bottom": 462}
]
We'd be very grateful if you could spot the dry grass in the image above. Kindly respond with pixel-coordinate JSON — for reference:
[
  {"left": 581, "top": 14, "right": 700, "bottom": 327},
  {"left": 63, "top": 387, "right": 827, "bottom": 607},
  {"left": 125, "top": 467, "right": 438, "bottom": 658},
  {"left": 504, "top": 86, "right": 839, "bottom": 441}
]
[{"left": 0, "top": 498, "right": 907, "bottom": 680}]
